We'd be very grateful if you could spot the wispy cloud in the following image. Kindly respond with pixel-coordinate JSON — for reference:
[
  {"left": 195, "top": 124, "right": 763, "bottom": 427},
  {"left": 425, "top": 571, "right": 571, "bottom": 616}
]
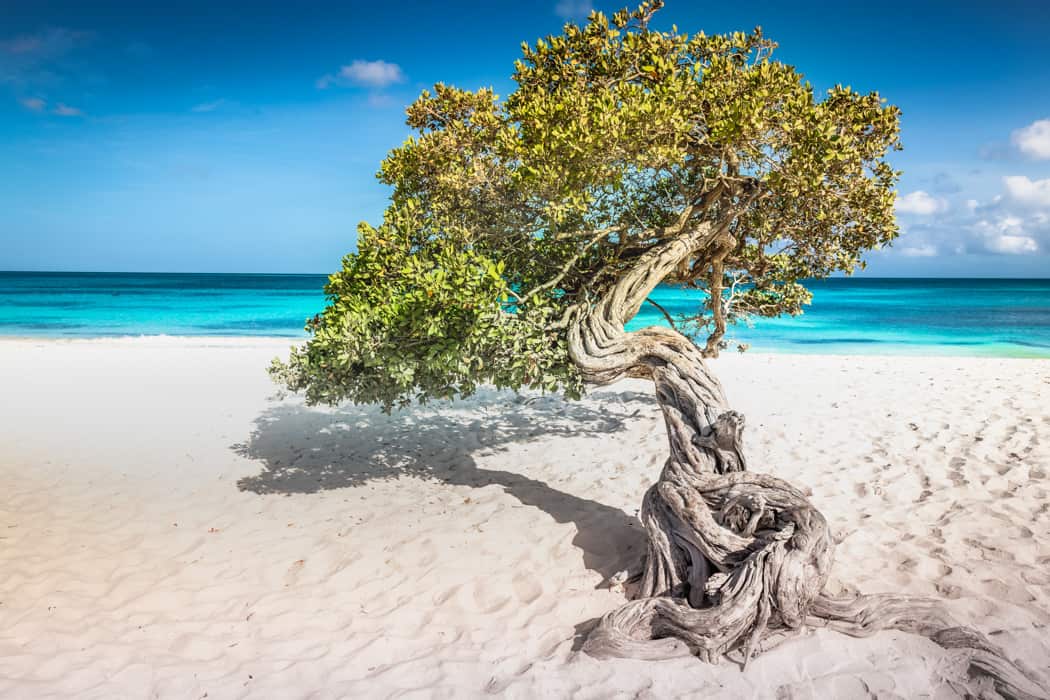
[
  {"left": 0, "top": 27, "right": 90, "bottom": 81},
  {"left": 554, "top": 0, "right": 594, "bottom": 20},
  {"left": 316, "top": 59, "right": 405, "bottom": 89},
  {"left": 0, "top": 27, "right": 90, "bottom": 56},
  {"left": 191, "top": 99, "right": 227, "bottom": 113},
  {"left": 18, "top": 96, "right": 45, "bottom": 111},
  {"left": 897, "top": 243, "right": 938, "bottom": 257},
  {"left": 2, "top": 36, "right": 46, "bottom": 55},
  {"left": 52, "top": 102, "right": 82, "bottom": 116},
  {"left": 2, "top": 27, "right": 91, "bottom": 117},
  {"left": 1012, "top": 118, "right": 1050, "bottom": 160},
  {"left": 15, "top": 95, "right": 83, "bottom": 116}
]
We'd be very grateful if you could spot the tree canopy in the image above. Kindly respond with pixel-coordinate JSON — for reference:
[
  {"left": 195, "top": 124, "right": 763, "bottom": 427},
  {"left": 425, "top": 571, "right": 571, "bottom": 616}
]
[{"left": 272, "top": 1, "right": 901, "bottom": 409}]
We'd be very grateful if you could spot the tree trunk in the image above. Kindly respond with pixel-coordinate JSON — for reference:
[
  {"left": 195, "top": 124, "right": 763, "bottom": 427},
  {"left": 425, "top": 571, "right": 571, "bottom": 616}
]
[{"left": 572, "top": 314, "right": 1048, "bottom": 697}]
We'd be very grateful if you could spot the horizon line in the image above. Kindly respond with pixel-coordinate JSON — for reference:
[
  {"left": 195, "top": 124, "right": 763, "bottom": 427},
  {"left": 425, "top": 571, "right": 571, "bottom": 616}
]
[{"left": 2, "top": 270, "right": 1049, "bottom": 281}]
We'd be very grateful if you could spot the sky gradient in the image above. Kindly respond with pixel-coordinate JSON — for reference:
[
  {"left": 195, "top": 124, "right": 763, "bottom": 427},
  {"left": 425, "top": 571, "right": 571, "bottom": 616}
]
[{"left": 1, "top": 0, "right": 1049, "bottom": 275}]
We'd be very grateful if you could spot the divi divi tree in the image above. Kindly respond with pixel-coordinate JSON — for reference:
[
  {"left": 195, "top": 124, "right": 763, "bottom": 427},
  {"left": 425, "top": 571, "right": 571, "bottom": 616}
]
[{"left": 273, "top": 4, "right": 1045, "bottom": 694}]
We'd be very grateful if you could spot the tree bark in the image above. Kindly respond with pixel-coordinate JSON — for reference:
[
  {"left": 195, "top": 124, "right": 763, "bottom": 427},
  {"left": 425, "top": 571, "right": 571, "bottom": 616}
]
[{"left": 568, "top": 234, "right": 1048, "bottom": 696}]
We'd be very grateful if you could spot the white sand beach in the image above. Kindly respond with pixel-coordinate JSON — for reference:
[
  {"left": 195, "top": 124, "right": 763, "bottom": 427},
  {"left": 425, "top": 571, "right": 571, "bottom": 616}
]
[{"left": 1, "top": 337, "right": 1048, "bottom": 698}]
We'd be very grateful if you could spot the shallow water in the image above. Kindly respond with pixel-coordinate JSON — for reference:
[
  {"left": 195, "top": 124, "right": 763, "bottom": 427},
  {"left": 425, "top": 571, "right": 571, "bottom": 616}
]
[{"left": 1, "top": 272, "right": 1048, "bottom": 357}]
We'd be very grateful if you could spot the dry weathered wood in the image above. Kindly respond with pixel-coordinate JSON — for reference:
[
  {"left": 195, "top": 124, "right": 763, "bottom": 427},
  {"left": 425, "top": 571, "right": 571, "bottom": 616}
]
[
  {"left": 567, "top": 236, "right": 1048, "bottom": 695},
  {"left": 810, "top": 594, "right": 1049, "bottom": 700}
]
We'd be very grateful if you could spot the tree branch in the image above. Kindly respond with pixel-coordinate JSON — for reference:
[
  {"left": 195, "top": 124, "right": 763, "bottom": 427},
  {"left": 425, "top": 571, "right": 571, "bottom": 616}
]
[
  {"left": 646, "top": 297, "right": 679, "bottom": 330},
  {"left": 522, "top": 226, "right": 621, "bottom": 301}
]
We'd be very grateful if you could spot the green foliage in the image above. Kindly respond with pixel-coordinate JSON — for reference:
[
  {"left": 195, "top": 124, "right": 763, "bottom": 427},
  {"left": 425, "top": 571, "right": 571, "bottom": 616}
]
[
  {"left": 271, "top": 203, "right": 583, "bottom": 410},
  {"left": 273, "top": 0, "right": 901, "bottom": 408}
]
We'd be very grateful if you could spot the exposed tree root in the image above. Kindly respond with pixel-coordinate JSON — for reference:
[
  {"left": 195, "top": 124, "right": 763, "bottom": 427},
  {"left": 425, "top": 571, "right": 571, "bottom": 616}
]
[
  {"left": 811, "top": 593, "right": 1049, "bottom": 700},
  {"left": 580, "top": 357, "right": 1048, "bottom": 697},
  {"left": 563, "top": 236, "right": 1048, "bottom": 696}
]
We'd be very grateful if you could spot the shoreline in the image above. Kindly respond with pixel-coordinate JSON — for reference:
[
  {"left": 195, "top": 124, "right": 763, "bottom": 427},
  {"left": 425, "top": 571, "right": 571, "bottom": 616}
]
[
  {"left": 3, "top": 276, "right": 1049, "bottom": 360},
  {"left": 1, "top": 334, "right": 1048, "bottom": 360}
]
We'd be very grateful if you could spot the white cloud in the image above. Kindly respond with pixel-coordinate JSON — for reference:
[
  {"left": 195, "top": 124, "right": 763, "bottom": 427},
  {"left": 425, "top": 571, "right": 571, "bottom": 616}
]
[
  {"left": 895, "top": 190, "right": 947, "bottom": 215},
  {"left": 886, "top": 135, "right": 1050, "bottom": 259},
  {"left": 317, "top": 59, "right": 404, "bottom": 89},
  {"left": 974, "top": 214, "right": 1039, "bottom": 253},
  {"left": 51, "top": 102, "right": 82, "bottom": 116},
  {"left": 888, "top": 176, "right": 1050, "bottom": 259},
  {"left": 970, "top": 212, "right": 1042, "bottom": 255},
  {"left": 987, "top": 235, "right": 1038, "bottom": 254},
  {"left": 18, "top": 96, "right": 45, "bottom": 111},
  {"left": 1011, "top": 118, "right": 1050, "bottom": 160},
  {"left": 555, "top": 0, "right": 594, "bottom": 19},
  {"left": 1003, "top": 175, "right": 1050, "bottom": 208}
]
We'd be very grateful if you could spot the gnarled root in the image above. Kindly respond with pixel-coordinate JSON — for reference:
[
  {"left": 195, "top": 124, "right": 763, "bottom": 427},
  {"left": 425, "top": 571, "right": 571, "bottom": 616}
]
[
  {"left": 583, "top": 413, "right": 1048, "bottom": 697},
  {"left": 585, "top": 469, "right": 834, "bottom": 670},
  {"left": 810, "top": 593, "right": 1049, "bottom": 700},
  {"left": 568, "top": 315, "right": 1046, "bottom": 695}
]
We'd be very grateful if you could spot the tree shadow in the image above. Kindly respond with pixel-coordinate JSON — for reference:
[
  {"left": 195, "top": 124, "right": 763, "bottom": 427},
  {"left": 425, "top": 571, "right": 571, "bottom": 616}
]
[{"left": 233, "top": 387, "right": 654, "bottom": 582}]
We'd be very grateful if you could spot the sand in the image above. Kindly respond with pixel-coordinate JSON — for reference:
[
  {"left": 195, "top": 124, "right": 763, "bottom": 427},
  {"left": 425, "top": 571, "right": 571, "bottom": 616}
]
[{"left": 1, "top": 337, "right": 1048, "bottom": 698}]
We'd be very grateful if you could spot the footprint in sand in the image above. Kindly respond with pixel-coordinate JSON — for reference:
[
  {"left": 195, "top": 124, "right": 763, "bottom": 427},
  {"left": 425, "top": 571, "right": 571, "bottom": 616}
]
[
  {"left": 283, "top": 559, "right": 305, "bottom": 587},
  {"left": 511, "top": 573, "right": 542, "bottom": 604},
  {"left": 470, "top": 582, "right": 511, "bottom": 613},
  {"left": 432, "top": 584, "right": 461, "bottom": 606}
]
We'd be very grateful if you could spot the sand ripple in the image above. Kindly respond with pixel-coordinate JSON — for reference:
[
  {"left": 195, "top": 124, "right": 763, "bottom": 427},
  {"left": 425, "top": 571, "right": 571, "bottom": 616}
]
[{"left": 1, "top": 340, "right": 1047, "bottom": 697}]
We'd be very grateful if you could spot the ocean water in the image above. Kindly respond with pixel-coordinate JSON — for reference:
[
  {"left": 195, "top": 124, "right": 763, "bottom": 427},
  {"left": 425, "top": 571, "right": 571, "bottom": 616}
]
[{"left": 1, "top": 272, "right": 1049, "bottom": 358}]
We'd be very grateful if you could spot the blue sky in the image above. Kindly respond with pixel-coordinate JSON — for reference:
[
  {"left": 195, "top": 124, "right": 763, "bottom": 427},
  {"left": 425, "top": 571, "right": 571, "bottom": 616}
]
[{"left": 1, "top": 0, "right": 1048, "bottom": 275}]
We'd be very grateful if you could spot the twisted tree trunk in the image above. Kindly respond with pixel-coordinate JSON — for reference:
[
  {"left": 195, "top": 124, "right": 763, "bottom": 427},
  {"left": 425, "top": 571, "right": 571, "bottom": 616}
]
[{"left": 567, "top": 228, "right": 1048, "bottom": 698}]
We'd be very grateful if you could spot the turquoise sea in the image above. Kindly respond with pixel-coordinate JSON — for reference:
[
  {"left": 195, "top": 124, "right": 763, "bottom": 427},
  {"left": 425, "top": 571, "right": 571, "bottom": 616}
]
[{"left": 1, "top": 272, "right": 1049, "bottom": 357}]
